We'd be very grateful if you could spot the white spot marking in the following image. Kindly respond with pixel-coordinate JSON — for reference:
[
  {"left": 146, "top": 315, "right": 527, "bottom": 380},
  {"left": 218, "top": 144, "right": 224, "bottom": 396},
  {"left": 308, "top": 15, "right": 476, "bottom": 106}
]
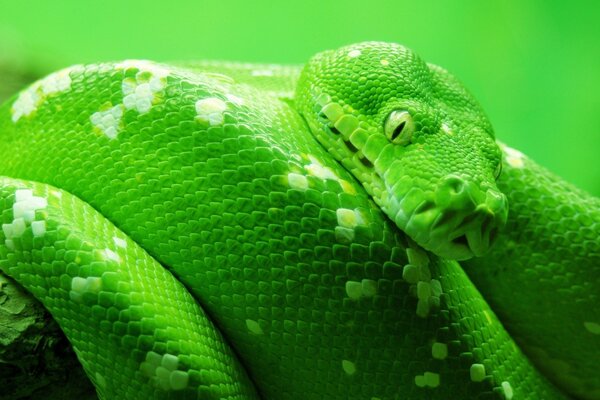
[
  {"left": 11, "top": 65, "right": 83, "bottom": 122},
  {"left": 339, "top": 179, "right": 356, "bottom": 194},
  {"left": 140, "top": 351, "right": 189, "bottom": 391},
  {"left": 11, "top": 90, "right": 40, "bottom": 122},
  {"left": 361, "top": 279, "right": 377, "bottom": 297},
  {"left": 336, "top": 208, "right": 365, "bottom": 229},
  {"left": 342, "top": 360, "right": 356, "bottom": 375},
  {"left": 414, "top": 375, "right": 426, "bottom": 387},
  {"left": 345, "top": 281, "right": 362, "bottom": 300},
  {"left": 115, "top": 60, "right": 169, "bottom": 115},
  {"left": 2, "top": 189, "right": 47, "bottom": 248},
  {"left": 90, "top": 105, "right": 124, "bottom": 139},
  {"left": 246, "top": 319, "right": 264, "bottom": 335},
  {"left": 470, "top": 363, "right": 486, "bottom": 382},
  {"left": 380, "top": 59, "right": 389, "bottom": 66},
  {"left": 31, "top": 220, "right": 46, "bottom": 237},
  {"left": 584, "top": 321, "right": 600, "bottom": 334},
  {"left": 503, "top": 145, "right": 525, "bottom": 169},
  {"left": 287, "top": 173, "right": 309, "bottom": 190},
  {"left": 113, "top": 236, "right": 128, "bottom": 249},
  {"left": 345, "top": 279, "right": 377, "bottom": 300},
  {"left": 40, "top": 68, "right": 74, "bottom": 95},
  {"left": 305, "top": 155, "right": 341, "bottom": 181},
  {"left": 423, "top": 372, "right": 440, "bottom": 388},
  {"left": 441, "top": 122, "right": 452, "bottom": 134},
  {"left": 103, "top": 249, "right": 121, "bottom": 263},
  {"left": 161, "top": 354, "right": 179, "bottom": 370},
  {"left": 502, "top": 381, "right": 513, "bottom": 399},
  {"left": 348, "top": 49, "right": 362, "bottom": 58},
  {"left": 432, "top": 342, "right": 448, "bottom": 360},
  {"left": 195, "top": 97, "right": 228, "bottom": 126},
  {"left": 70, "top": 276, "right": 102, "bottom": 303}
]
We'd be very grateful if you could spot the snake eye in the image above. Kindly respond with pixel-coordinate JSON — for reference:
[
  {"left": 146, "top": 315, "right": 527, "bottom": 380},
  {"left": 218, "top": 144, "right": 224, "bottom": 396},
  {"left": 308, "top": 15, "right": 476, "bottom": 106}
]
[
  {"left": 493, "top": 162, "right": 502, "bottom": 180},
  {"left": 384, "top": 110, "right": 415, "bottom": 145}
]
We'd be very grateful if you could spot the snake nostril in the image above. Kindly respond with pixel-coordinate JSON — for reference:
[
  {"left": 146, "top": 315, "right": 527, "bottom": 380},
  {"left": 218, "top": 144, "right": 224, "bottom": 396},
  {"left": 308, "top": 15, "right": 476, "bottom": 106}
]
[
  {"left": 442, "top": 175, "right": 465, "bottom": 195},
  {"left": 435, "top": 174, "right": 469, "bottom": 209}
]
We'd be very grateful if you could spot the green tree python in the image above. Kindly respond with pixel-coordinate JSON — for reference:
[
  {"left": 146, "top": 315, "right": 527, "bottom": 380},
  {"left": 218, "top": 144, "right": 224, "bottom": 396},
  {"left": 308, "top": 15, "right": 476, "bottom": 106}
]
[{"left": 0, "top": 41, "right": 597, "bottom": 400}]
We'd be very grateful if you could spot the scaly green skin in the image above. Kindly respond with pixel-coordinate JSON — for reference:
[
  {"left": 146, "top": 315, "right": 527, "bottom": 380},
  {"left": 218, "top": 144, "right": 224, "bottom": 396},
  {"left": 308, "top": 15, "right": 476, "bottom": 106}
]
[
  {"left": 296, "top": 42, "right": 507, "bottom": 260},
  {"left": 463, "top": 144, "right": 600, "bottom": 400},
  {"left": 0, "top": 42, "right": 596, "bottom": 399}
]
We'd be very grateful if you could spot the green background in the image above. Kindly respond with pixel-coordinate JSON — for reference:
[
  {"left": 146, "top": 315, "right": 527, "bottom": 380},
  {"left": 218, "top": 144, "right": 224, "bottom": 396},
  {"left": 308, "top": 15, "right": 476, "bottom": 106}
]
[{"left": 0, "top": 0, "right": 598, "bottom": 195}]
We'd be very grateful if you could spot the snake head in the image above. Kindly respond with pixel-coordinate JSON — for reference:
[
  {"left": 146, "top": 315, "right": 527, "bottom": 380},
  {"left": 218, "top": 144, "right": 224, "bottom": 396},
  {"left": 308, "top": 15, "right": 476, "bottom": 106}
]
[{"left": 296, "top": 41, "right": 508, "bottom": 260}]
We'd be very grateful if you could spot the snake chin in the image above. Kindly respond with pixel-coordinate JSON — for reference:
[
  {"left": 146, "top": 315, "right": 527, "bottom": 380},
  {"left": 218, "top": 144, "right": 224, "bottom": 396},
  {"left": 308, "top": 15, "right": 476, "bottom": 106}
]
[{"left": 391, "top": 175, "right": 508, "bottom": 261}]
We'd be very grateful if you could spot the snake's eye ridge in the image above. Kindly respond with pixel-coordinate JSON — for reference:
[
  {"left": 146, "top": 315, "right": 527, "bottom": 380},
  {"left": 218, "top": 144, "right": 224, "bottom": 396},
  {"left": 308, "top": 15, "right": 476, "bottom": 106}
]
[{"left": 385, "top": 110, "right": 415, "bottom": 145}]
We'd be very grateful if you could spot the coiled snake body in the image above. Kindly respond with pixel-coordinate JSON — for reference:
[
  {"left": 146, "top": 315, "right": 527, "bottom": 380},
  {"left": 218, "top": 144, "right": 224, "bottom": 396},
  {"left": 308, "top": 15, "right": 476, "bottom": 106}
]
[{"left": 0, "top": 42, "right": 598, "bottom": 399}]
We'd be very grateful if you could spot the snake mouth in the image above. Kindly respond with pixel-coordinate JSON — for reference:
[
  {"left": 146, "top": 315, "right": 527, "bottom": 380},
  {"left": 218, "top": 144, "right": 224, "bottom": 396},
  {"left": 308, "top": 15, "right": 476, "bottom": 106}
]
[{"left": 391, "top": 175, "right": 508, "bottom": 260}]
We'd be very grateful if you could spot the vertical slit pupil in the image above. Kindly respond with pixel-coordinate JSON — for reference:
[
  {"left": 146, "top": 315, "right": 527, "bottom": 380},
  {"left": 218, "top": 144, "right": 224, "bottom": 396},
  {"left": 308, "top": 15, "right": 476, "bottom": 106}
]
[{"left": 391, "top": 122, "right": 406, "bottom": 141}]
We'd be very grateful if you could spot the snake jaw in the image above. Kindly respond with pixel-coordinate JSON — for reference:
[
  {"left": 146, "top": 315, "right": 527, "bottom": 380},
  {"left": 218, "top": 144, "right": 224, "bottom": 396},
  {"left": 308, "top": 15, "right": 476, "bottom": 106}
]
[{"left": 390, "top": 175, "right": 508, "bottom": 260}]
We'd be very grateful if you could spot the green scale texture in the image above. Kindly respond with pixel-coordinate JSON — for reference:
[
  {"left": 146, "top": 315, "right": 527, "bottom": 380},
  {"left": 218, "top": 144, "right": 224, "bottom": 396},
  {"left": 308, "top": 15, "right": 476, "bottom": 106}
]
[
  {"left": 0, "top": 42, "right": 597, "bottom": 400},
  {"left": 464, "top": 147, "right": 600, "bottom": 400}
]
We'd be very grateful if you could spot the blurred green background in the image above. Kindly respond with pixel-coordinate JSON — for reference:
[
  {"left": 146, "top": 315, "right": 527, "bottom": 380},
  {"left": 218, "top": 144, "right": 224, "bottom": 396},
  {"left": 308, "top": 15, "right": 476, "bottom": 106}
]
[{"left": 0, "top": 0, "right": 598, "bottom": 195}]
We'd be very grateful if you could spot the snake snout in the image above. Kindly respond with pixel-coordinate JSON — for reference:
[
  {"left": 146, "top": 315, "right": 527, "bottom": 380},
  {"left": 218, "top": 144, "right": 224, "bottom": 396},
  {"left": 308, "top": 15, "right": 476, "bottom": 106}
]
[{"left": 425, "top": 175, "right": 508, "bottom": 260}]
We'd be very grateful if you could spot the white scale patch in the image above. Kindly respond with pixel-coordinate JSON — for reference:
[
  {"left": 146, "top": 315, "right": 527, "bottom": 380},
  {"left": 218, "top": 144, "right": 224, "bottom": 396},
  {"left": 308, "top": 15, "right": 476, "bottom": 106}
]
[
  {"left": 246, "top": 319, "right": 264, "bottom": 335},
  {"left": 89, "top": 60, "right": 170, "bottom": 139},
  {"left": 287, "top": 173, "right": 309, "bottom": 190},
  {"left": 336, "top": 208, "right": 365, "bottom": 229},
  {"left": 70, "top": 276, "right": 102, "bottom": 303},
  {"left": 441, "top": 123, "right": 453, "bottom": 135},
  {"left": 11, "top": 65, "right": 83, "bottom": 122},
  {"left": 335, "top": 208, "right": 367, "bottom": 242},
  {"left": 345, "top": 279, "right": 377, "bottom": 300},
  {"left": 119, "top": 61, "right": 169, "bottom": 114},
  {"left": 431, "top": 342, "right": 448, "bottom": 360},
  {"left": 103, "top": 248, "right": 121, "bottom": 263},
  {"left": 306, "top": 155, "right": 341, "bottom": 181},
  {"left": 195, "top": 97, "right": 228, "bottom": 126},
  {"left": 113, "top": 236, "right": 128, "bottom": 248},
  {"left": 342, "top": 359, "right": 356, "bottom": 375},
  {"left": 470, "top": 363, "right": 486, "bottom": 382},
  {"left": 140, "top": 351, "right": 189, "bottom": 391},
  {"left": 304, "top": 155, "right": 355, "bottom": 193},
  {"left": 502, "top": 145, "right": 525, "bottom": 169},
  {"left": 90, "top": 105, "right": 124, "bottom": 140},
  {"left": 348, "top": 49, "right": 362, "bottom": 58},
  {"left": 2, "top": 189, "right": 48, "bottom": 250},
  {"left": 502, "top": 381, "right": 514, "bottom": 399},
  {"left": 414, "top": 371, "right": 440, "bottom": 388},
  {"left": 584, "top": 321, "right": 600, "bottom": 335},
  {"left": 401, "top": 245, "right": 443, "bottom": 319}
]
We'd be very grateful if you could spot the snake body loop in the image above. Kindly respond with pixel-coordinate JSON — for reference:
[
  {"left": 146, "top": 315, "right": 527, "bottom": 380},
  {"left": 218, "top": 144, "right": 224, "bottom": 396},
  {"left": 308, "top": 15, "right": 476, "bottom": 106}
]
[{"left": 0, "top": 42, "right": 597, "bottom": 400}]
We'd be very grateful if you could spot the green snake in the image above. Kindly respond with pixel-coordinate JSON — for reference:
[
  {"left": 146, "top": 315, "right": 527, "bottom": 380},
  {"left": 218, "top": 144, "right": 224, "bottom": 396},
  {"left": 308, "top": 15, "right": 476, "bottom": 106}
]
[{"left": 0, "top": 41, "right": 598, "bottom": 400}]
